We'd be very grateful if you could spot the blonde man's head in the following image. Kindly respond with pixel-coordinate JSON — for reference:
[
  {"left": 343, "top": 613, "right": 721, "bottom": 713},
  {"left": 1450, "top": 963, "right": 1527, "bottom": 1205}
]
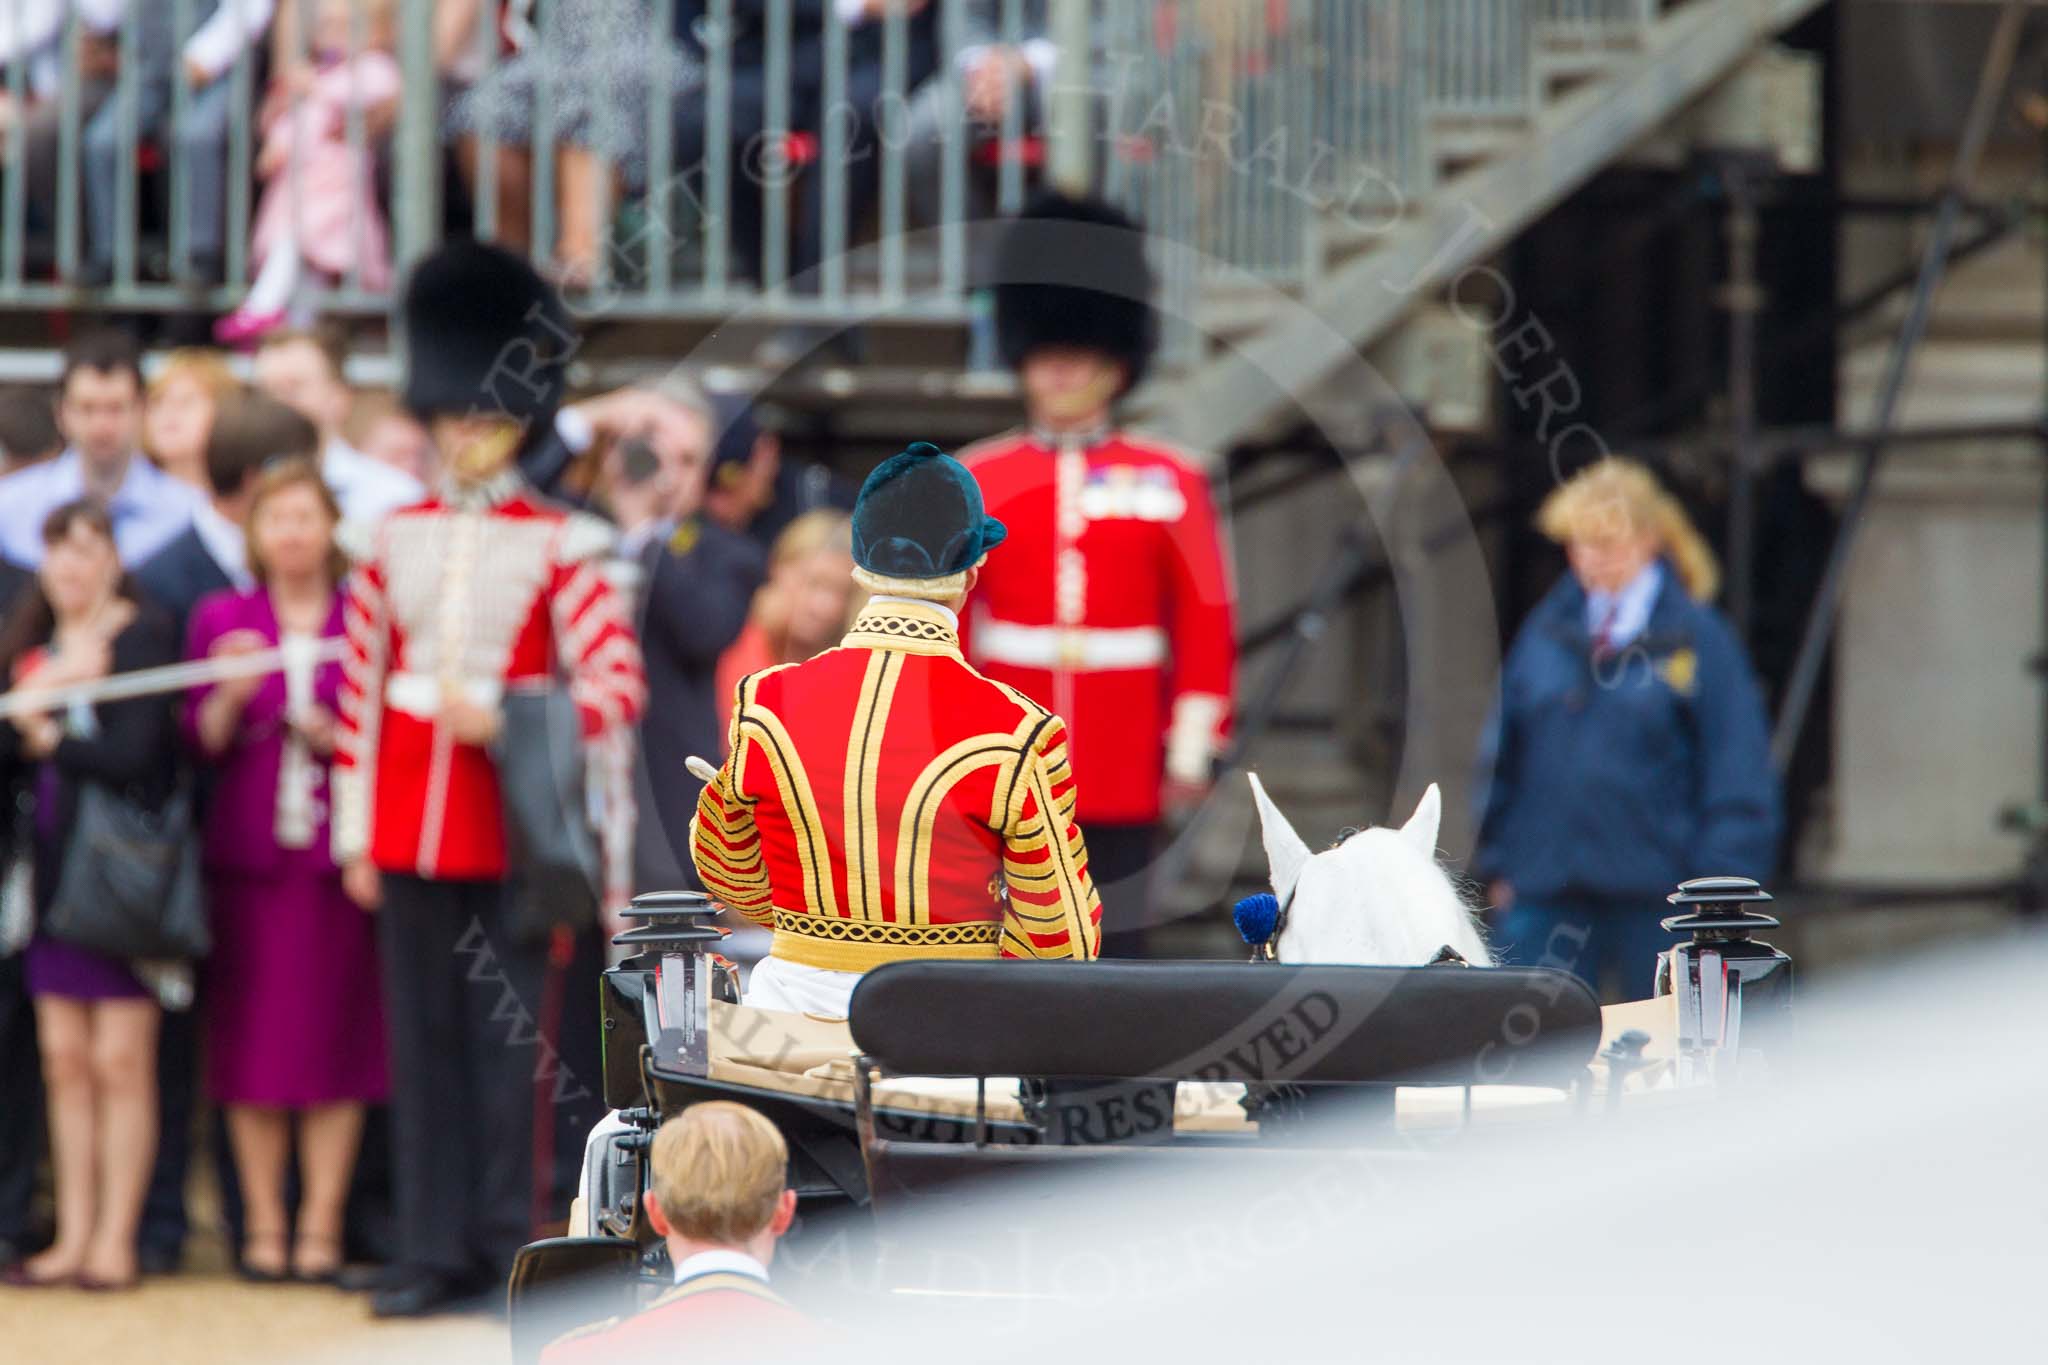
[{"left": 648, "top": 1103, "right": 789, "bottom": 1247}]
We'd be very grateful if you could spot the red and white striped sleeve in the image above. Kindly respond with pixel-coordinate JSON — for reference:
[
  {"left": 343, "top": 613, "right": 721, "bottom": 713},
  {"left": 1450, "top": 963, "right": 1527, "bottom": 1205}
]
[
  {"left": 332, "top": 556, "right": 391, "bottom": 867},
  {"left": 548, "top": 550, "right": 647, "bottom": 739}
]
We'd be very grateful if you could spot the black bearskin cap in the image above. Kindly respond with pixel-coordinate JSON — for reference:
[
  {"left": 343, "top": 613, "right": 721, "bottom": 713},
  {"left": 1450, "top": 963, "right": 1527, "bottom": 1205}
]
[
  {"left": 399, "top": 239, "right": 574, "bottom": 427},
  {"left": 993, "top": 193, "right": 1157, "bottom": 393}
]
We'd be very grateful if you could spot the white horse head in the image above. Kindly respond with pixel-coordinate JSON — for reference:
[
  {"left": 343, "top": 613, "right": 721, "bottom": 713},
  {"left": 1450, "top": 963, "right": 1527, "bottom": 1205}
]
[{"left": 1247, "top": 773, "right": 1493, "bottom": 967}]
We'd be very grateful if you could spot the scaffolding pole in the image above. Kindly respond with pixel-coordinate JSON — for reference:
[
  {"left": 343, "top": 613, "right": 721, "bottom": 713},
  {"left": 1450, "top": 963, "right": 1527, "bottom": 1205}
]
[
  {"left": 1047, "top": 0, "right": 1093, "bottom": 195},
  {"left": 1769, "top": 0, "right": 2031, "bottom": 772}
]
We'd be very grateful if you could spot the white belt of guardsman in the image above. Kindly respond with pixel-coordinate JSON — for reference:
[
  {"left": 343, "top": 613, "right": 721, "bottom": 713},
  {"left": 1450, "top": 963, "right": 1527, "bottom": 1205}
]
[
  {"left": 384, "top": 672, "right": 505, "bottom": 717},
  {"left": 975, "top": 621, "right": 1168, "bottom": 671}
]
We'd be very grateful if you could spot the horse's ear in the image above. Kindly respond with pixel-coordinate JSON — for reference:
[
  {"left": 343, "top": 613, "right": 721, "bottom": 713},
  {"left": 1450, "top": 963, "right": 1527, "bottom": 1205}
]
[
  {"left": 1399, "top": 783, "right": 1442, "bottom": 859},
  {"left": 1248, "top": 772, "right": 1312, "bottom": 903}
]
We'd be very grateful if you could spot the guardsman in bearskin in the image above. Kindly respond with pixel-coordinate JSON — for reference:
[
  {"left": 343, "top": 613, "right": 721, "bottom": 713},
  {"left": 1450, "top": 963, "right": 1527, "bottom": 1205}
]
[
  {"left": 960, "top": 193, "right": 1238, "bottom": 958},
  {"left": 691, "top": 442, "right": 1101, "bottom": 1018},
  {"left": 333, "top": 241, "right": 646, "bottom": 1316}
]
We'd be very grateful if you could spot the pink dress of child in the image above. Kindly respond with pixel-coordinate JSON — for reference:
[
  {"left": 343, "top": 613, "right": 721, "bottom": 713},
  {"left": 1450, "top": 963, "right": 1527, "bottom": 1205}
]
[{"left": 249, "top": 49, "right": 403, "bottom": 290}]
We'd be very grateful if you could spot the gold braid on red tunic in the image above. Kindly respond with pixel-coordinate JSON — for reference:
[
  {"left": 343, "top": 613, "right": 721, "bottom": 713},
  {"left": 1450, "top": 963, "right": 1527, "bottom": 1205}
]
[{"left": 691, "top": 599, "right": 1101, "bottom": 972}]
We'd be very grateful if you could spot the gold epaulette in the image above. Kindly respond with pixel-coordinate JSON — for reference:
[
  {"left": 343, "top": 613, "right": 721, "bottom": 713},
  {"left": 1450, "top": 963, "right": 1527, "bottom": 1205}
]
[{"left": 544, "top": 1314, "right": 624, "bottom": 1351}]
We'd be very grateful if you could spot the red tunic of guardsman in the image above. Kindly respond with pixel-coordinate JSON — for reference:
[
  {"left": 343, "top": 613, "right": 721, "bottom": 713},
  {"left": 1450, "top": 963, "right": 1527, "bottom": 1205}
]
[
  {"left": 960, "top": 194, "right": 1238, "bottom": 953},
  {"left": 962, "top": 427, "right": 1235, "bottom": 825},
  {"left": 334, "top": 478, "right": 641, "bottom": 879},
  {"left": 331, "top": 241, "right": 645, "bottom": 1319},
  {"left": 693, "top": 442, "right": 1101, "bottom": 1017}
]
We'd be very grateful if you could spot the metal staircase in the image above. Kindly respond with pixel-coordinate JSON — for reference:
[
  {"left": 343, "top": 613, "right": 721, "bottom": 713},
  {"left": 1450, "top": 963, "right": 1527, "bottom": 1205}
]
[
  {"left": 1126, "top": 0, "right": 1830, "bottom": 454},
  {"left": 1117, "top": 0, "right": 1829, "bottom": 926}
]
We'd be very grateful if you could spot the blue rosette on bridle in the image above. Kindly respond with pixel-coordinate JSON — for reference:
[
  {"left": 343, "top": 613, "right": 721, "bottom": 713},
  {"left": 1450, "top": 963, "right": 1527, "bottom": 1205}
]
[{"left": 1233, "top": 892, "right": 1281, "bottom": 962}]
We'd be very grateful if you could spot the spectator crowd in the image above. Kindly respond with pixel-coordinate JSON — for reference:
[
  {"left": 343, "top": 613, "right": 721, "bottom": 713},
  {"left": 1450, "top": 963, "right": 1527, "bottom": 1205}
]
[
  {"left": 0, "top": 0, "right": 1787, "bottom": 1330},
  {"left": 0, "top": 0, "right": 1087, "bottom": 357},
  {"left": 0, "top": 323, "right": 858, "bottom": 1304},
  {"left": 0, "top": 2, "right": 1135, "bottom": 1275}
]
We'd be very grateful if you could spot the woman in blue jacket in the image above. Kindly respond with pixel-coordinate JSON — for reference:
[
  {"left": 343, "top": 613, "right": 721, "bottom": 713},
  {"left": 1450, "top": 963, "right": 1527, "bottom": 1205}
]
[{"left": 1474, "top": 459, "right": 1781, "bottom": 999}]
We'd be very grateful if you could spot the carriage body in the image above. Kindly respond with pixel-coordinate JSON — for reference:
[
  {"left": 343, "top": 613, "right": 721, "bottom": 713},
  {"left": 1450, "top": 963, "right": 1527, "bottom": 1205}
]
[{"left": 509, "top": 879, "right": 1788, "bottom": 1361}]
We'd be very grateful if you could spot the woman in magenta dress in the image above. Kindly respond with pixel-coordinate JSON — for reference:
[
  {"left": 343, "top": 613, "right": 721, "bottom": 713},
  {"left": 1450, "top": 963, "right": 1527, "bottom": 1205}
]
[{"left": 185, "top": 456, "right": 387, "bottom": 1284}]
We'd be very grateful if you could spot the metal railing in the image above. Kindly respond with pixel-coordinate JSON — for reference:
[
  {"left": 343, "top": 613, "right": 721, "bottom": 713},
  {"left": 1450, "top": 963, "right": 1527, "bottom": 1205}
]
[
  {"left": 1428, "top": 1, "right": 1534, "bottom": 120},
  {"left": 1539, "top": 0, "right": 1660, "bottom": 33},
  {"left": 0, "top": 0, "right": 1669, "bottom": 365},
  {"left": 1539, "top": 0, "right": 1715, "bottom": 37}
]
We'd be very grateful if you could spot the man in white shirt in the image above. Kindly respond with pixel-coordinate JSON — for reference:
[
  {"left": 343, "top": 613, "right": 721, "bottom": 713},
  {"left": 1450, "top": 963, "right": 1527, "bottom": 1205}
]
[
  {"left": 0, "top": 330, "right": 203, "bottom": 568},
  {"left": 252, "top": 326, "right": 424, "bottom": 528}
]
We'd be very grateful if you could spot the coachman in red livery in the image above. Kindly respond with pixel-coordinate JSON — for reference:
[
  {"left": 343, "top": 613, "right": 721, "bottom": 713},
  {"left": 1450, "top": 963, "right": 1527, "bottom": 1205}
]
[
  {"left": 693, "top": 442, "right": 1101, "bottom": 1019},
  {"left": 960, "top": 194, "right": 1238, "bottom": 956}
]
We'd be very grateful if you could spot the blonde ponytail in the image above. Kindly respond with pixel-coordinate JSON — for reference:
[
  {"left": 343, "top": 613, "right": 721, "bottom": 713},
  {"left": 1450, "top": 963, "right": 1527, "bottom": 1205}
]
[{"left": 1536, "top": 458, "right": 1720, "bottom": 602}]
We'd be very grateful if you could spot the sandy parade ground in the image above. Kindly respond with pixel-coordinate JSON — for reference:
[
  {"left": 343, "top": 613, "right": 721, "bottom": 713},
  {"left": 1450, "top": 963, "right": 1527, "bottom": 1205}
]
[{"left": 0, "top": 1271, "right": 504, "bottom": 1365}]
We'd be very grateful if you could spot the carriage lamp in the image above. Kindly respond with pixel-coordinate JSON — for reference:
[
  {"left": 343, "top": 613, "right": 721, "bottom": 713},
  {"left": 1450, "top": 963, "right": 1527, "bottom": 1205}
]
[
  {"left": 612, "top": 890, "right": 734, "bottom": 1077},
  {"left": 1654, "top": 876, "right": 1793, "bottom": 1084}
]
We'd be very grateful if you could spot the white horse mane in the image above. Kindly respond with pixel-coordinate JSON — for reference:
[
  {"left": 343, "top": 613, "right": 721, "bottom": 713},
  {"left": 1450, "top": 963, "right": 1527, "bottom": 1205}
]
[{"left": 1248, "top": 773, "right": 1493, "bottom": 967}]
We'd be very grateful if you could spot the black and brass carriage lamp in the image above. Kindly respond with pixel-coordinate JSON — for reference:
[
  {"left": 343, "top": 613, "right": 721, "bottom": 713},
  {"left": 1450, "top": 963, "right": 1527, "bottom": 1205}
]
[
  {"left": 578, "top": 893, "right": 738, "bottom": 1248},
  {"left": 609, "top": 890, "right": 738, "bottom": 1078},
  {"left": 1654, "top": 876, "right": 1793, "bottom": 1082}
]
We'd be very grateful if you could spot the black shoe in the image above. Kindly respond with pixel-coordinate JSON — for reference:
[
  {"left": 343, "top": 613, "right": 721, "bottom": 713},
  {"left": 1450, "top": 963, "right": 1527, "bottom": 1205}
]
[
  {"left": 336, "top": 1262, "right": 394, "bottom": 1294},
  {"left": 371, "top": 1273, "right": 477, "bottom": 1319},
  {"left": 236, "top": 1256, "right": 288, "bottom": 1285},
  {"left": 136, "top": 1243, "right": 183, "bottom": 1277}
]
